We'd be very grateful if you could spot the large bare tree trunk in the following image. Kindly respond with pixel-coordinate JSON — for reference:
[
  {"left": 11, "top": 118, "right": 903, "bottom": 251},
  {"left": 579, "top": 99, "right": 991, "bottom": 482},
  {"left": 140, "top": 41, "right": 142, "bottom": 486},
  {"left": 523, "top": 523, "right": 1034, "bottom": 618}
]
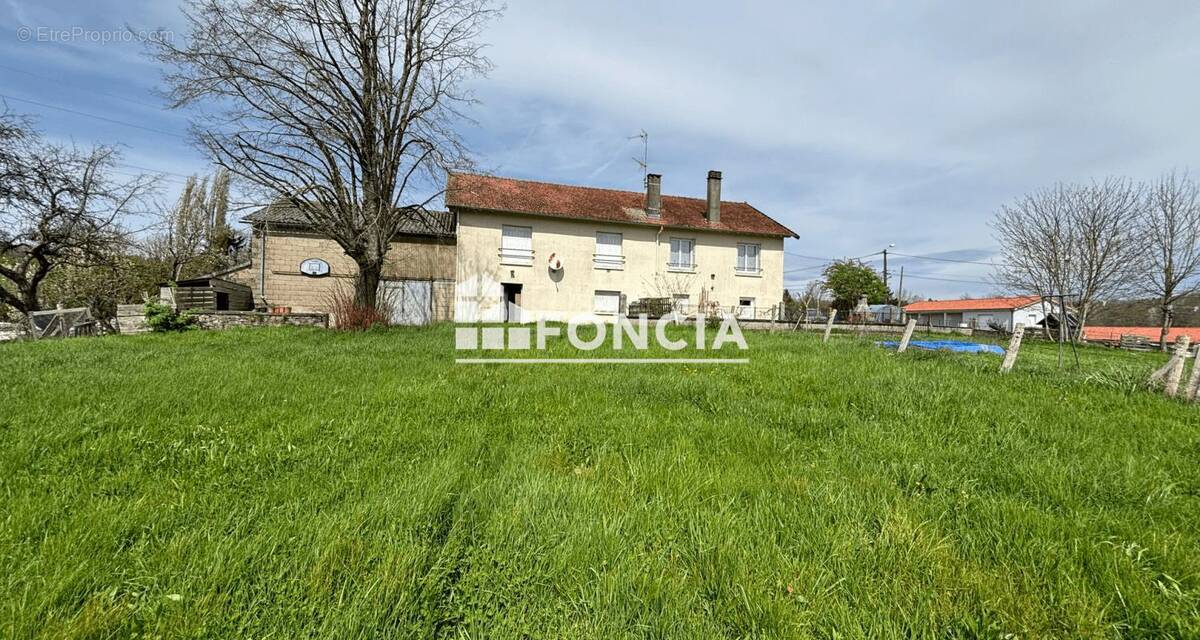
[{"left": 353, "top": 258, "right": 384, "bottom": 311}]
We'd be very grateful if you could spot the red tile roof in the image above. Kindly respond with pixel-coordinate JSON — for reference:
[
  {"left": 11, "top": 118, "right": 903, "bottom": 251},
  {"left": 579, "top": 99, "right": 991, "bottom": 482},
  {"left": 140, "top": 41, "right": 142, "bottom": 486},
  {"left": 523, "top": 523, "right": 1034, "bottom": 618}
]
[
  {"left": 904, "top": 295, "right": 1041, "bottom": 313},
  {"left": 1082, "top": 326, "right": 1200, "bottom": 343},
  {"left": 445, "top": 172, "right": 798, "bottom": 238}
]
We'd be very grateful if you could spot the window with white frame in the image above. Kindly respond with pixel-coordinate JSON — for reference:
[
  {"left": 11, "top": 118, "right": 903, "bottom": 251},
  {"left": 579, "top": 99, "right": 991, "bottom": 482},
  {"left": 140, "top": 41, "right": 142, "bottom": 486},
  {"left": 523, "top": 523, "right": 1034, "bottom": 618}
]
[
  {"left": 668, "top": 238, "right": 695, "bottom": 270},
  {"left": 594, "top": 290, "right": 621, "bottom": 315},
  {"left": 736, "top": 243, "right": 761, "bottom": 273},
  {"left": 594, "top": 232, "right": 624, "bottom": 269},
  {"left": 499, "top": 225, "right": 533, "bottom": 265}
]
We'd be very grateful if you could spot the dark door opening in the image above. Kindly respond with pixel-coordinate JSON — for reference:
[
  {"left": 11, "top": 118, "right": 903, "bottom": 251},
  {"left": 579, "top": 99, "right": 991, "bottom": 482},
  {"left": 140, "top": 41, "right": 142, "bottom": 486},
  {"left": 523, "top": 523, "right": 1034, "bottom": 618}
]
[
  {"left": 214, "top": 291, "right": 230, "bottom": 311},
  {"left": 502, "top": 283, "right": 523, "bottom": 322}
]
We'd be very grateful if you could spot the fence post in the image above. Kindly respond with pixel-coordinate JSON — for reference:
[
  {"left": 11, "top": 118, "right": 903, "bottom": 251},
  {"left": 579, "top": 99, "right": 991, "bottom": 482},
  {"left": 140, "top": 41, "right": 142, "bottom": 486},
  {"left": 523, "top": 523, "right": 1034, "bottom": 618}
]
[
  {"left": 1000, "top": 323, "right": 1025, "bottom": 373},
  {"left": 822, "top": 309, "right": 838, "bottom": 343},
  {"left": 897, "top": 318, "right": 917, "bottom": 353},
  {"left": 1184, "top": 345, "right": 1200, "bottom": 402},
  {"left": 1164, "top": 336, "right": 1192, "bottom": 398}
]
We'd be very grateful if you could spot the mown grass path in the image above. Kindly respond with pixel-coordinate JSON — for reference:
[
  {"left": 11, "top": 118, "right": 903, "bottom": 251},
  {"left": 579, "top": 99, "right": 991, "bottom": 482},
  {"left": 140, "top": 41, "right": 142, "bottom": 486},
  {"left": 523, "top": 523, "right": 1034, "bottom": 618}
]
[{"left": 1, "top": 326, "right": 1197, "bottom": 637}]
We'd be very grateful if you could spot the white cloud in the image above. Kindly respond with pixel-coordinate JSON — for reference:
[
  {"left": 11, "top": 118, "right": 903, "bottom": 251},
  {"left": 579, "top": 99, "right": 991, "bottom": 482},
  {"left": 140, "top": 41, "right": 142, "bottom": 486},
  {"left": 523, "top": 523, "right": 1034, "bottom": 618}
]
[{"left": 470, "top": 0, "right": 1200, "bottom": 296}]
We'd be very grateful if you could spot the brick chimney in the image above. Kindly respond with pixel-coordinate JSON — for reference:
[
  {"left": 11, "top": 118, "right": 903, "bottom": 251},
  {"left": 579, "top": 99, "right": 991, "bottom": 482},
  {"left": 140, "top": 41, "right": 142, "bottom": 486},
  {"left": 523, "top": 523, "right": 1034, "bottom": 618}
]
[
  {"left": 705, "top": 170, "right": 722, "bottom": 223},
  {"left": 645, "top": 173, "right": 662, "bottom": 218}
]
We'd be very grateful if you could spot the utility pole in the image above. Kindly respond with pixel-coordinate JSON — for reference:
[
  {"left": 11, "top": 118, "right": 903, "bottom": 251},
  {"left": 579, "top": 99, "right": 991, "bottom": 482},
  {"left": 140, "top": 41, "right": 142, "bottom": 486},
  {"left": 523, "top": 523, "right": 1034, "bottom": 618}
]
[
  {"left": 881, "top": 243, "right": 896, "bottom": 301},
  {"left": 882, "top": 249, "right": 888, "bottom": 292}
]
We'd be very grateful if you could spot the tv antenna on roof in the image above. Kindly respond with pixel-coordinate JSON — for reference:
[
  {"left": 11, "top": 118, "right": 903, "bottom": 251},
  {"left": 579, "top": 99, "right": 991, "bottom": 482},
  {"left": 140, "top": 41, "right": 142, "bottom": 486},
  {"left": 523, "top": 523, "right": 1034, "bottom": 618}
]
[{"left": 629, "top": 129, "right": 648, "bottom": 187}]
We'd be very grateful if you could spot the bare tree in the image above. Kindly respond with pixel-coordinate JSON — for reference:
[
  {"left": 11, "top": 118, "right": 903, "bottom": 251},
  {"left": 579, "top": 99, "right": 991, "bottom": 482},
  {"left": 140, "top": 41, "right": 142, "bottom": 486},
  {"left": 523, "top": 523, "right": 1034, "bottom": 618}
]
[
  {"left": 643, "top": 272, "right": 699, "bottom": 312},
  {"left": 0, "top": 109, "right": 31, "bottom": 197},
  {"left": 206, "top": 168, "right": 236, "bottom": 256},
  {"left": 798, "top": 280, "right": 826, "bottom": 320},
  {"left": 145, "top": 175, "right": 215, "bottom": 280},
  {"left": 0, "top": 116, "right": 155, "bottom": 315},
  {"left": 993, "top": 178, "right": 1142, "bottom": 338},
  {"left": 1140, "top": 170, "right": 1200, "bottom": 350},
  {"left": 156, "top": 0, "right": 499, "bottom": 309}
]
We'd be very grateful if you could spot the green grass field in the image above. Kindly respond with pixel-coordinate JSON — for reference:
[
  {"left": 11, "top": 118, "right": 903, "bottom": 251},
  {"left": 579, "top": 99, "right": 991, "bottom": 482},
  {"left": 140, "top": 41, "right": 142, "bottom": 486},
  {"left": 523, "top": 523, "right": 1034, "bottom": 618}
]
[{"left": 2, "top": 325, "right": 1198, "bottom": 638}]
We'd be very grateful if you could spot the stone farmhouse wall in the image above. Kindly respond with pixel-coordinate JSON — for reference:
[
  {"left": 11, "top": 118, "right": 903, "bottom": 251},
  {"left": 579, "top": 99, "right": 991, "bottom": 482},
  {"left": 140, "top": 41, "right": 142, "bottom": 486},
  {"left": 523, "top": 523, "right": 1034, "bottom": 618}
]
[{"left": 250, "top": 226, "right": 456, "bottom": 318}]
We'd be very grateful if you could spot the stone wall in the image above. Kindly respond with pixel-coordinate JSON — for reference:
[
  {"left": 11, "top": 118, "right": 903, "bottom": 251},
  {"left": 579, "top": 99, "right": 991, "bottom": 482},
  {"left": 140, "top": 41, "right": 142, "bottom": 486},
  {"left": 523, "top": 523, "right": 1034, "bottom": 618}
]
[
  {"left": 250, "top": 226, "right": 456, "bottom": 316},
  {"left": 191, "top": 310, "right": 329, "bottom": 330},
  {"left": 114, "top": 304, "right": 329, "bottom": 334},
  {"left": 0, "top": 322, "right": 24, "bottom": 342}
]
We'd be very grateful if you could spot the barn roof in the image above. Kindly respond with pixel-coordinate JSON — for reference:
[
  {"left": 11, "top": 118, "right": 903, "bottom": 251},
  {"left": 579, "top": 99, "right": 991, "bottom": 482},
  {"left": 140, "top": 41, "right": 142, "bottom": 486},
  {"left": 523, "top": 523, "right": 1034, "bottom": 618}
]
[{"left": 242, "top": 202, "right": 456, "bottom": 237}]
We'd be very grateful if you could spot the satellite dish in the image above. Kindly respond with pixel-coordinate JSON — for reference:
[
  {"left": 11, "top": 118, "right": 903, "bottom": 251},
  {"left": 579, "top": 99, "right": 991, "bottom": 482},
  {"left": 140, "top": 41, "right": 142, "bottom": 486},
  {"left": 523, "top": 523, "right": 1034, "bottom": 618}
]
[{"left": 548, "top": 253, "right": 563, "bottom": 271}]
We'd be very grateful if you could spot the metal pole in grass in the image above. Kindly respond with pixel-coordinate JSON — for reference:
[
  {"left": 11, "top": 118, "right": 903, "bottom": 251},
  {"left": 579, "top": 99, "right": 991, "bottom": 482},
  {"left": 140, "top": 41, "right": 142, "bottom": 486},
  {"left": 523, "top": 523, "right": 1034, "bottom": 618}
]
[
  {"left": 897, "top": 317, "right": 917, "bottom": 353},
  {"left": 1001, "top": 323, "right": 1025, "bottom": 373},
  {"left": 1063, "top": 292, "right": 1080, "bottom": 369},
  {"left": 823, "top": 309, "right": 838, "bottom": 343},
  {"left": 1164, "top": 335, "right": 1192, "bottom": 398}
]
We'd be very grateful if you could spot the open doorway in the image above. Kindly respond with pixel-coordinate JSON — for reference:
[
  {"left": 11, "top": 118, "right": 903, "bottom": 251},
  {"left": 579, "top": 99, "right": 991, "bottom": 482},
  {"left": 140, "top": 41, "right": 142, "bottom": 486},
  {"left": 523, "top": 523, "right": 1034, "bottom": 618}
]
[{"left": 502, "top": 283, "right": 523, "bottom": 322}]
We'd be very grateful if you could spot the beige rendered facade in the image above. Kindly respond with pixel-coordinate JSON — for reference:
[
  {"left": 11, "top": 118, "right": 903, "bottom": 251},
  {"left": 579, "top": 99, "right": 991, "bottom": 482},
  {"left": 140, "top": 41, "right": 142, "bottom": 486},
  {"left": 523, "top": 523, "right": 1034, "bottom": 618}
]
[{"left": 453, "top": 210, "right": 787, "bottom": 323}]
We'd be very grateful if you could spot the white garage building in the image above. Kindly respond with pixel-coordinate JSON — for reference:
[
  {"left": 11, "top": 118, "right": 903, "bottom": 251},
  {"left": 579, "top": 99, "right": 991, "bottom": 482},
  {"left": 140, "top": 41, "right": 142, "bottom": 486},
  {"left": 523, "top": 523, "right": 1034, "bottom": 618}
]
[{"left": 904, "top": 295, "right": 1057, "bottom": 331}]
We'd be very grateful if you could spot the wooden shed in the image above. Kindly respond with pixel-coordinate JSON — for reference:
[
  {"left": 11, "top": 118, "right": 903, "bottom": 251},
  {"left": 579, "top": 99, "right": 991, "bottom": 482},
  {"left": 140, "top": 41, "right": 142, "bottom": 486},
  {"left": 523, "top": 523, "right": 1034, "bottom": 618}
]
[{"left": 161, "top": 276, "right": 255, "bottom": 311}]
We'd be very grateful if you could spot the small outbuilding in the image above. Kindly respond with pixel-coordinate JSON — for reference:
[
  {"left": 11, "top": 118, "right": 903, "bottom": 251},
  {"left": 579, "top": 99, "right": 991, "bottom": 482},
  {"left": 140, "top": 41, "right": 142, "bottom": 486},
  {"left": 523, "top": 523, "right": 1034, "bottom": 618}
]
[
  {"left": 161, "top": 276, "right": 255, "bottom": 311},
  {"left": 904, "top": 295, "right": 1060, "bottom": 331}
]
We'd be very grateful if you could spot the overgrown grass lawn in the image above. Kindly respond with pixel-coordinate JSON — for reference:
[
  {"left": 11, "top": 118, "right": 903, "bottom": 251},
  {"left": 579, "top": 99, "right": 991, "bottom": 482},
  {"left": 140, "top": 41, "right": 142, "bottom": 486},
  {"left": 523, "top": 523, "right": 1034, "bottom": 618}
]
[{"left": 2, "top": 326, "right": 1198, "bottom": 638}]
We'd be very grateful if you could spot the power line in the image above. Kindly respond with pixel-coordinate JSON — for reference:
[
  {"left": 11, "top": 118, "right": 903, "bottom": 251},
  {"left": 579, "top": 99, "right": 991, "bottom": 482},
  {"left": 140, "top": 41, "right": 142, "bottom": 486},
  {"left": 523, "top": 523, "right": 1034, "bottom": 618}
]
[
  {"left": 786, "top": 250, "right": 881, "bottom": 262},
  {"left": 0, "top": 93, "right": 188, "bottom": 139},
  {"left": 889, "top": 251, "right": 1008, "bottom": 267},
  {"left": 115, "top": 161, "right": 199, "bottom": 182},
  {"left": 0, "top": 91, "right": 208, "bottom": 183},
  {"left": 900, "top": 273, "right": 996, "bottom": 286},
  {"left": 0, "top": 64, "right": 179, "bottom": 115},
  {"left": 783, "top": 263, "right": 832, "bottom": 274}
]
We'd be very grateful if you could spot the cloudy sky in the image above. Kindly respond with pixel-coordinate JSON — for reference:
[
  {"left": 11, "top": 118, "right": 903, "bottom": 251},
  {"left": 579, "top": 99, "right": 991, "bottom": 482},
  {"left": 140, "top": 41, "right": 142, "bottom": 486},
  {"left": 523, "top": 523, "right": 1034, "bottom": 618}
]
[{"left": 3, "top": 0, "right": 1199, "bottom": 297}]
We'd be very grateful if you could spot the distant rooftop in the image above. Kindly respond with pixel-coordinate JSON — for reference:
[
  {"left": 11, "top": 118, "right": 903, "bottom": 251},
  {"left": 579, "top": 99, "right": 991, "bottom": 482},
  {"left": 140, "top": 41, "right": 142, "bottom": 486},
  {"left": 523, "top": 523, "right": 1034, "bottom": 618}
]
[{"left": 905, "top": 295, "right": 1041, "bottom": 313}]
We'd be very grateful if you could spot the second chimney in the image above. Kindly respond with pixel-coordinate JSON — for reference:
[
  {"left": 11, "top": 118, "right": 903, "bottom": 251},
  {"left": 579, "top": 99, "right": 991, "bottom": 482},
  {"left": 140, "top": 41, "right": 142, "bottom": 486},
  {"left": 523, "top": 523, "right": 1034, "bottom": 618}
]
[
  {"left": 645, "top": 173, "right": 662, "bottom": 218},
  {"left": 705, "top": 170, "right": 722, "bottom": 223}
]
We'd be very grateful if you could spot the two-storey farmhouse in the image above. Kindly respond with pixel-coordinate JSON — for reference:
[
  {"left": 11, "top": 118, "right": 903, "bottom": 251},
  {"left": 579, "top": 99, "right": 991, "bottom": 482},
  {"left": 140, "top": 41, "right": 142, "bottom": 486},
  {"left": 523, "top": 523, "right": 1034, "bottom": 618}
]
[
  {"left": 447, "top": 171, "right": 797, "bottom": 322},
  {"left": 233, "top": 170, "right": 795, "bottom": 324}
]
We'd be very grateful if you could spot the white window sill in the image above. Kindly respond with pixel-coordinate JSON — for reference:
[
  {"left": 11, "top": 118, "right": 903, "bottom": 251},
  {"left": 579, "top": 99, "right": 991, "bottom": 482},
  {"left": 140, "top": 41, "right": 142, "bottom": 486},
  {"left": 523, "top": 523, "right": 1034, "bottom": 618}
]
[
  {"left": 667, "top": 265, "right": 697, "bottom": 273},
  {"left": 499, "top": 249, "right": 534, "bottom": 267},
  {"left": 735, "top": 269, "right": 762, "bottom": 277},
  {"left": 593, "top": 257, "right": 626, "bottom": 270}
]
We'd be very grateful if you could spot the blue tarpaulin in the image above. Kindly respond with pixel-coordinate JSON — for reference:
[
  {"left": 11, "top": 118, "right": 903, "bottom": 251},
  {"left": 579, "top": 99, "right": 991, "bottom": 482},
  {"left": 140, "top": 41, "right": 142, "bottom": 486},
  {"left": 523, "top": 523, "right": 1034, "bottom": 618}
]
[{"left": 877, "top": 340, "right": 1006, "bottom": 355}]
